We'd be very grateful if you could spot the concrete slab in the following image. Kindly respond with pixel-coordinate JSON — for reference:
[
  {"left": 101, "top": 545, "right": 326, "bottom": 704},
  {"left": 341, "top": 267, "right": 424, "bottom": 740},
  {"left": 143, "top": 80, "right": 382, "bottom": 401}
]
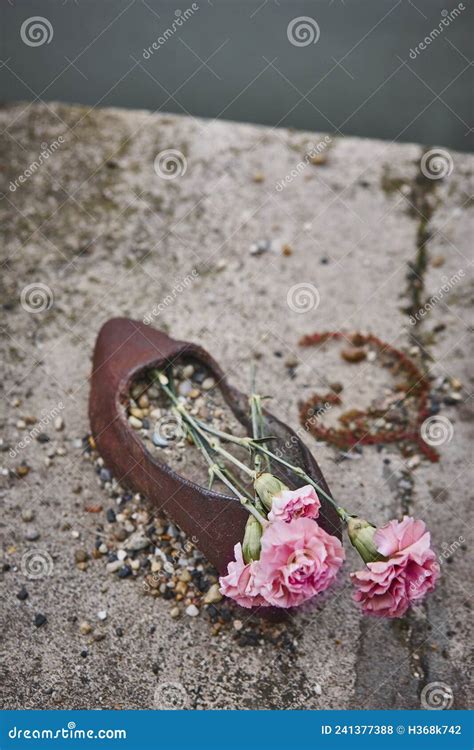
[{"left": 1, "top": 102, "right": 472, "bottom": 709}]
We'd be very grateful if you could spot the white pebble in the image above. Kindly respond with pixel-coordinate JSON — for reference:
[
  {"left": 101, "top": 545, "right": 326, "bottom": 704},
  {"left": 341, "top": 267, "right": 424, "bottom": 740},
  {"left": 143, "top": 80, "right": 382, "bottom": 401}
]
[
  {"left": 97, "top": 610, "right": 107, "bottom": 621},
  {"left": 185, "top": 604, "right": 199, "bottom": 617},
  {"left": 117, "top": 549, "right": 127, "bottom": 561},
  {"left": 202, "top": 378, "right": 215, "bottom": 391},
  {"left": 54, "top": 416, "right": 64, "bottom": 431},
  {"left": 106, "top": 560, "right": 122, "bottom": 573},
  {"left": 128, "top": 416, "right": 143, "bottom": 429}
]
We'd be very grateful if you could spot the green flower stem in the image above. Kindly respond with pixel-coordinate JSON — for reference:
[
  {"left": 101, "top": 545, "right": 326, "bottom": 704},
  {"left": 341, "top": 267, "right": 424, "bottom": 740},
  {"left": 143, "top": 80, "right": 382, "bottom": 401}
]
[
  {"left": 179, "top": 416, "right": 254, "bottom": 501},
  {"left": 185, "top": 411, "right": 347, "bottom": 522},
  {"left": 178, "top": 413, "right": 266, "bottom": 525},
  {"left": 156, "top": 372, "right": 254, "bottom": 477},
  {"left": 246, "top": 442, "right": 349, "bottom": 522},
  {"left": 156, "top": 370, "right": 348, "bottom": 524}
]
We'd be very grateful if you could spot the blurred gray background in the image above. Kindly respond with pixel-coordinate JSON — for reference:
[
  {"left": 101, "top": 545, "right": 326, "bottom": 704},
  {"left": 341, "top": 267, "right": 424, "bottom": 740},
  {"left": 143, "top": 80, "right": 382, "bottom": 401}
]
[{"left": 1, "top": 0, "right": 473, "bottom": 150}]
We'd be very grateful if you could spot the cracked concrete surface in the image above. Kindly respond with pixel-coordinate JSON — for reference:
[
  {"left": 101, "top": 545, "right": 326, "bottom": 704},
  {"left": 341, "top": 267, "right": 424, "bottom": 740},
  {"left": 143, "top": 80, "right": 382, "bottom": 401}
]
[{"left": 1, "top": 102, "right": 473, "bottom": 709}]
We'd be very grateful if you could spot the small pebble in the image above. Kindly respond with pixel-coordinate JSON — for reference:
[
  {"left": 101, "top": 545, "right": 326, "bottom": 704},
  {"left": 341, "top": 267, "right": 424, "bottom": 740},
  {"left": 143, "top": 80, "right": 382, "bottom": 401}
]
[
  {"left": 126, "top": 532, "right": 149, "bottom": 551},
  {"left": 182, "top": 364, "right": 194, "bottom": 378},
  {"left": 118, "top": 564, "right": 132, "bottom": 578},
  {"left": 24, "top": 529, "right": 40, "bottom": 542},
  {"left": 178, "top": 380, "right": 193, "bottom": 397},
  {"left": 250, "top": 239, "right": 271, "bottom": 256},
  {"left": 99, "top": 468, "right": 112, "bottom": 483},
  {"left": 106, "top": 560, "right": 122, "bottom": 573},
  {"left": 203, "top": 583, "right": 223, "bottom": 604},
  {"left": 152, "top": 433, "right": 169, "bottom": 448},
  {"left": 54, "top": 416, "right": 64, "bottom": 431},
  {"left": 21, "top": 508, "right": 34, "bottom": 522},
  {"left": 106, "top": 508, "right": 116, "bottom": 523},
  {"left": 97, "top": 610, "right": 107, "bottom": 621},
  {"left": 128, "top": 416, "right": 143, "bottom": 429},
  {"left": 34, "top": 613, "right": 47, "bottom": 628},
  {"left": 79, "top": 621, "right": 92, "bottom": 635},
  {"left": 202, "top": 378, "right": 215, "bottom": 391},
  {"left": 17, "top": 586, "right": 28, "bottom": 601},
  {"left": 74, "top": 549, "right": 89, "bottom": 564},
  {"left": 185, "top": 604, "right": 199, "bottom": 617},
  {"left": 233, "top": 619, "right": 243, "bottom": 631},
  {"left": 341, "top": 348, "right": 366, "bottom": 363},
  {"left": 170, "top": 606, "right": 181, "bottom": 619}
]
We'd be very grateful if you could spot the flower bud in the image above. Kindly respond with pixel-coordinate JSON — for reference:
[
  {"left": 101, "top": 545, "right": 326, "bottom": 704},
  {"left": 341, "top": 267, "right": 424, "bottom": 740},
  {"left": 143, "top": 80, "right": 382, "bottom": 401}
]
[
  {"left": 347, "top": 518, "right": 385, "bottom": 564},
  {"left": 242, "top": 515, "right": 263, "bottom": 563},
  {"left": 254, "top": 472, "right": 288, "bottom": 511}
]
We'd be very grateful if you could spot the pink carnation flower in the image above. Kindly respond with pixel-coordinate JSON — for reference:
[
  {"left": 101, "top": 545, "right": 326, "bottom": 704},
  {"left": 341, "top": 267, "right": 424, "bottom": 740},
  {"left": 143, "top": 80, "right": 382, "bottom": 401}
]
[
  {"left": 268, "top": 485, "right": 321, "bottom": 523},
  {"left": 254, "top": 518, "right": 345, "bottom": 608},
  {"left": 351, "top": 516, "right": 440, "bottom": 618},
  {"left": 218, "top": 543, "right": 266, "bottom": 609}
]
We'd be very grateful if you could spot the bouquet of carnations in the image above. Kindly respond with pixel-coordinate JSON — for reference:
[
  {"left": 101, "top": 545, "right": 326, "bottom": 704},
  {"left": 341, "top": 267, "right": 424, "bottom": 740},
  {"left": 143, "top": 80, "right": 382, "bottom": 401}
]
[{"left": 157, "top": 373, "right": 439, "bottom": 617}]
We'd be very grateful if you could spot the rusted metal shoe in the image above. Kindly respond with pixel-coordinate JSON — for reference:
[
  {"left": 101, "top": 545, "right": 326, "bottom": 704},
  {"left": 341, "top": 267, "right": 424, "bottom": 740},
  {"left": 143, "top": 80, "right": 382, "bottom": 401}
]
[{"left": 89, "top": 318, "right": 342, "bottom": 579}]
